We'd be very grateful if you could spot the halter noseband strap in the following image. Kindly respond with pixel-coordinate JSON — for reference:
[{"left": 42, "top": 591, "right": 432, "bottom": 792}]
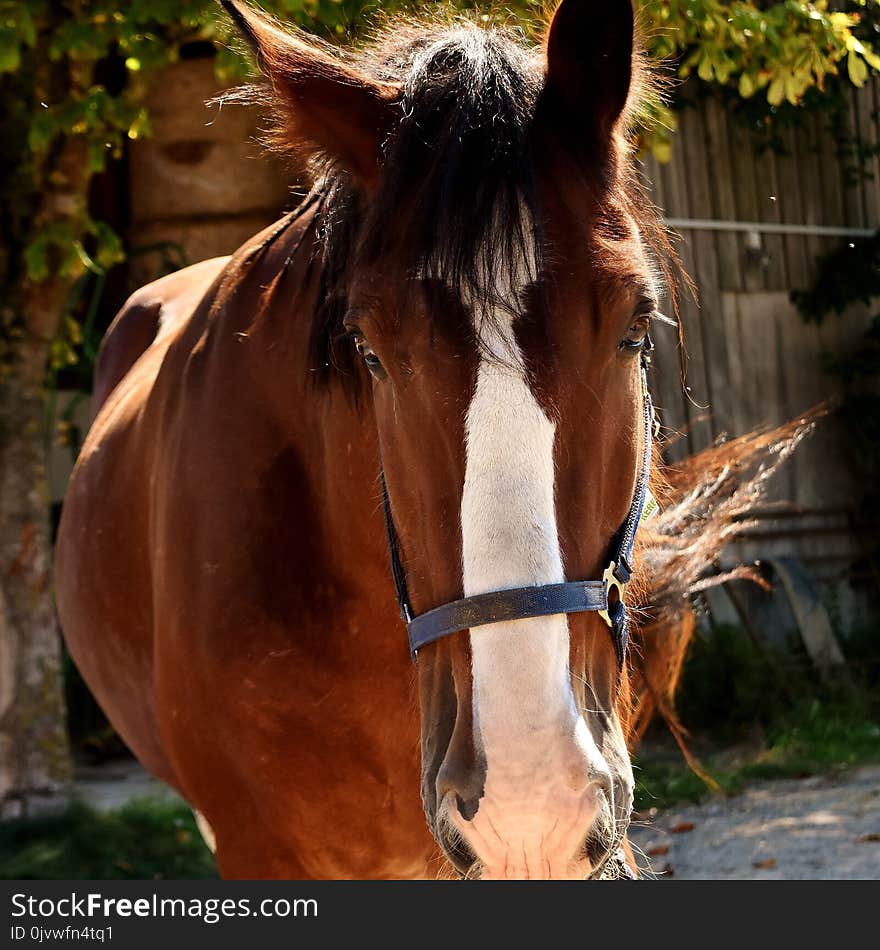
[{"left": 380, "top": 349, "right": 655, "bottom": 665}]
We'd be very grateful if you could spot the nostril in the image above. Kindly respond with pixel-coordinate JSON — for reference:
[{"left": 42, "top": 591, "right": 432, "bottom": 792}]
[
  {"left": 455, "top": 792, "right": 479, "bottom": 821},
  {"left": 562, "top": 749, "right": 614, "bottom": 798},
  {"left": 567, "top": 754, "right": 613, "bottom": 800},
  {"left": 436, "top": 778, "right": 480, "bottom": 822},
  {"left": 436, "top": 761, "right": 485, "bottom": 823},
  {"left": 566, "top": 769, "right": 612, "bottom": 800}
]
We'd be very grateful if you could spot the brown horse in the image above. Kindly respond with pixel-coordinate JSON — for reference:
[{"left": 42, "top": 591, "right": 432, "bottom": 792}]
[{"left": 56, "top": 0, "right": 675, "bottom": 879}]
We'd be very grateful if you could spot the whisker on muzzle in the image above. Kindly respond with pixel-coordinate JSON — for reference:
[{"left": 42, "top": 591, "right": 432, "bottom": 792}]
[{"left": 434, "top": 798, "right": 482, "bottom": 879}]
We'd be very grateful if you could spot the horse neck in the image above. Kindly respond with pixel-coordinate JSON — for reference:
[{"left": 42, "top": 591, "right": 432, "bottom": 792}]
[{"left": 225, "top": 202, "right": 401, "bottom": 652}]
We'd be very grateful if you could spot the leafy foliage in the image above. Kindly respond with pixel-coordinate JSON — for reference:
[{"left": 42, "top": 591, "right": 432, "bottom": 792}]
[
  {"left": 641, "top": 1, "right": 880, "bottom": 160},
  {"left": 791, "top": 231, "right": 880, "bottom": 322},
  {"left": 645, "top": 0, "right": 880, "bottom": 104}
]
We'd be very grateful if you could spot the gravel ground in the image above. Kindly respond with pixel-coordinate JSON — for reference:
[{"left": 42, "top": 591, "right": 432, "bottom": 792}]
[
  {"left": 629, "top": 764, "right": 880, "bottom": 880},
  {"left": 72, "top": 760, "right": 880, "bottom": 879}
]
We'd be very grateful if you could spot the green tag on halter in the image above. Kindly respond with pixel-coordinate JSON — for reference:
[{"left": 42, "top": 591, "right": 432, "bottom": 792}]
[{"left": 639, "top": 490, "right": 659, "bottom": 525}]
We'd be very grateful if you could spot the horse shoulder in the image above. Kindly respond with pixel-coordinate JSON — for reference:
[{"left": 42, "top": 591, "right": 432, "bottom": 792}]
[{"left": 92, "top": 256, "right": 230, "bottom": 414}]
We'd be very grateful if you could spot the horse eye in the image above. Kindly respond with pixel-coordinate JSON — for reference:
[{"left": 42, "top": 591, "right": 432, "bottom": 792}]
[
  {"left": 350, "top": 332, "right": 387, "bottom": 380},
  {"left": 620, "top": 314, "right": 651, "bottom": 352}
]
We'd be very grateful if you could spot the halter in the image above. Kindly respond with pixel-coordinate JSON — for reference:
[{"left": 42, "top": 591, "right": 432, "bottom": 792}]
[{"left": 381, "top": 343, "right": 656, "bottom": 665}]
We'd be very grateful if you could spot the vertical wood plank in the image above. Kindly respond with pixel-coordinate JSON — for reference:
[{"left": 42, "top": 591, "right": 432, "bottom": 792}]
[
  {"left": 812, "top": 113, "right": 845, "bottom": 267},
  {"left": 643, "top": 148, "right": 694, "bottom": 456},
  {"left": 719, "top": 292, "right": 747, "bottom": 436},
  {"left": 728, "top": 119, "right": 765, "bottom": 292},
  {"left": 816, "top": 106, "right": 847, "bottom": 237},
  {"left": 753, "top": 146, "right": 788, "bottom": 291},
  {"left": 796, "top": 118, "right": 826, "bottom": 281},
  {"left": 778, "top": 127, "right": 811, "bottom": 291},
  {"left": 854, "top": 82, "right": 880, "bottom": 225},
  {"left": 681, "top": 100, "right": 738, "bottom": 438},
  {"left": 703, "top": 99, "right": 743, "bottom": 290},
  {"left": 775, "top": 296, "right": 837, "bottom": 510},
  {"left": 772, "top": 304, "right": 797, "bottom": 501},
  {"left": 843, "top": 90, "right": 866, "bottom": 230},
  {"left": 654, "top": 109, "right": 705, "bottom": 458},
  {"left": 871, "top": 76, "right": 880, "bottom": 227},
  {"left": 640, "top": 150, "right": 686, "bottom": 450},
  {"left": 663, "top": 105, "right": 714, "bottom": 452}
]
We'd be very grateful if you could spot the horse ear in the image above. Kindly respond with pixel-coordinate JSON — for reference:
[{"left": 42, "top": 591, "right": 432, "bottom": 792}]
[
  {"left": 543, "top": 0, "right": 634, "bottom": 144},
  {"left": 221, "top": 1, "right": 400, "bottom": 187}
]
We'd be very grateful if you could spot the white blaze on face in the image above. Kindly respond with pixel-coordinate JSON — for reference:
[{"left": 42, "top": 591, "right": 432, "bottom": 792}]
[
  {"left": 462, "top": 324, "right": 571, "bottom": 734},
  {"left": 455, "top": 240, "right": 613, "bottom": 880}
]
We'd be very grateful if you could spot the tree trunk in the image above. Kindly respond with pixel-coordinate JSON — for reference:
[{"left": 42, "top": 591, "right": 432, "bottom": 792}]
[
  {"left": 0, "top": 335, "right": 74, "bottom": 818},
  {"left": 0, "top": 137, "right": 90, "bottom": 819}
]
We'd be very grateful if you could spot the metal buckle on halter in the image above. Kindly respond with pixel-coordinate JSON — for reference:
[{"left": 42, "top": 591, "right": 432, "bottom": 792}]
[{"left": 598, "top": 561, "right": 626, "bottom": 628}]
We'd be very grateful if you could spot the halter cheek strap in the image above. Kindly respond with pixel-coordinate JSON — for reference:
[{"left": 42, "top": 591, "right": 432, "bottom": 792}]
[{"left": 380, "top": 348, "right": 655, "bottom": 665}]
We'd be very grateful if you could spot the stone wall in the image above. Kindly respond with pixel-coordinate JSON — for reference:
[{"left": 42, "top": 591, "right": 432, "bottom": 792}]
[{"left": 127, "top": 56, "right": 296, "bottom": 288}]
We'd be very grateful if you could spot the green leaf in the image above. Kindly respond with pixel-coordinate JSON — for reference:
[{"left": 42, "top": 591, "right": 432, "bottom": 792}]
[
  {"left": 93, "top": 222, "right": 125, "bottom": 270},
  {"left": 697, "top": 54, "right": 714, "bottom": 82},
  {"left": 87, "top": 140, "right": 108, "bottom": 173},
  {"left": 860, "top": 46, "right": 880, "bottom": 73},
  {"left": 767, "top": 76, "right": 786, "bottom": 105},
  {"left": 65, "top": 315, "right": 83, "bottom": 346},
  {"left": 19, "top": 11, "right": 35, "bottom": 48},
  {"left": 739, "top": 72, "right": 756, "bottom": 98},
  {"left": 0, "top": 33, "right": 20, "bottom": 73},
  {"left": 848, "top": 48, "right": 869, "bottom": 87}
]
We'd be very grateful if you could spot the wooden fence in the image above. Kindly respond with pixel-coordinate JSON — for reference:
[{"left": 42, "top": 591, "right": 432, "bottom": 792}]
[{"left": 640, "top": 87, "right": 879, "bottom": 634}]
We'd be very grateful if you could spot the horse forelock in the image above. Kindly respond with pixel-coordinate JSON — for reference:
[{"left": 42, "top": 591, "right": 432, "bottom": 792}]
[{"left": 291, "top": 17, "right": 674, "bottom": 390}]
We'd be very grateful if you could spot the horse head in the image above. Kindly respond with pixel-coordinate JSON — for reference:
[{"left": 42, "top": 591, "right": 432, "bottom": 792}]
[{"left": 226, "top": 0, "right": 664, "bottom": 879}]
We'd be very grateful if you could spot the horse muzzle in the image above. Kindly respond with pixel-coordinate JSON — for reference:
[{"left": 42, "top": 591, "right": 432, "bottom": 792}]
[{"left": 434, "top": 777, "right": 626, "bottom": 880}]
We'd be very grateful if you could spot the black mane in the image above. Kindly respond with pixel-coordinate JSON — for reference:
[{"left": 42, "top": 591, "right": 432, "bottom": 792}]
[{"left": 308, "top": 24, "right": 545, "bottom": 386}]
